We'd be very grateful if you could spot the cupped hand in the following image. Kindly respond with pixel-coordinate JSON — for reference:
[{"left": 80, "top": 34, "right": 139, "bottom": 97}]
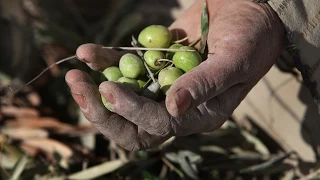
[{"left": 66, "top": 0, "right": 285, "bottom": 151}]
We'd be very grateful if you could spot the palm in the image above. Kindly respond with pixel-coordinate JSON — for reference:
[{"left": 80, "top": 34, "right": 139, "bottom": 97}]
[{"left": 65, "top": 0, "right": 285, "bottom": 150}]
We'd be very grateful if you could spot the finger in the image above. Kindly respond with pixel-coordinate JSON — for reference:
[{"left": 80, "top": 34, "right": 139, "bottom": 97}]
[
  {"left": 177, "top": 83, "right": 250, "bottom": 135},
  {"left": 99, "top": 81, "right": 173, "bottom": 137},
  {"left": 65, "top": 69, "right": 96, "bottom": 86},
  {"left": 165, "top": 51, "right": 248, "bottom": 117},
  {"left": 65, "top": 70, "right": 167, "bottom": 150},
  {"left": 98, "top": 79, "right": 241, "bottom": 137},
  {"left": 201, "top": 82, "right": 252, "bottom": 132},
  {"left": 76, "top": 43, "right": 123, "bottom": 71}
]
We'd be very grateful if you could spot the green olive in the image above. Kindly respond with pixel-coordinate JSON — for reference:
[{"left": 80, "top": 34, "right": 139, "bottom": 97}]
[
  {"left": 101, "top": 95, "right": 113, "bottom": 112},
  {"left": 137, "top": 79, "right": 147, "bottom": 88},
  {"left": 166, "top": 43, "right": 183, "bottom": 60},
  {"left": 158, "top": 67, "right": 183, "bottom": 94},
  {"left": 119, "top": 53, "right": 145, "bottom": 79},
  {"left": 173, "top": 46, "right": 202, "bottom": 72},
  {"left": 117, "top": 77, "right": 140, "bottom": 90},
  {"left": 102, "top": 66, "right": 123, "bottom": 82},
  {"left": 138, "top": 25, "right": 172, "bottom": 48},
  {"left": 144, "top": 50, "right": 165, "bottom": 71}
]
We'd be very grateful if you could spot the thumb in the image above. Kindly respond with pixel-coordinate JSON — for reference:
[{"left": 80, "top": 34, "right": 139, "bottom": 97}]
[{"left": 165, "top": 54, "right": 243, "bottom": 117}]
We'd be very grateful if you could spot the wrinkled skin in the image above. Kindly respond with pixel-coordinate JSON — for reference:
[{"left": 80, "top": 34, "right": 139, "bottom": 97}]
[{"left": 66, "top": 0, "right": 285, "bottom": 151}]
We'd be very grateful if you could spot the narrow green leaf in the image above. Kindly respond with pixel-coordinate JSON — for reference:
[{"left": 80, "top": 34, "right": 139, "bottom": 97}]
[{"left": 200, "top": 0, "right": 209, "bottom": 54}]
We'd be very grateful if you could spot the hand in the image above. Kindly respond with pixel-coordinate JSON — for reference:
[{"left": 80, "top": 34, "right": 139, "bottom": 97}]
[{"left": 65, "top": 0, "right": 285, "bottom": 151}]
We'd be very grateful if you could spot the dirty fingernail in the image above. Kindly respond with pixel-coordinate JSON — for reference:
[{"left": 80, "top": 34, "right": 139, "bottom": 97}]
[
  {"left": 174, "top": 88, "right": 191, "bottom": 114},
  {"left": 71, "top": 91, "right": 87, "bottom": 109},
  {"left": 102, "top": 91, "right": 116, "bottom": 105}
]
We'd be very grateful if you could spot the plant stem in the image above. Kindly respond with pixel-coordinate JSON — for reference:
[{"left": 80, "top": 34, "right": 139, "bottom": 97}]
[
  {"left": 130, "top": 36, "right": 156, "bottom": 83},
  {"left": 102, "top": 46, "right": 196, "bottom": 52},
  {"left": 161, "top": 158, "right": 184, "bottom": 179},
  {"left": 156, "top": 59, "right": 173, "bottom": 63},
  {"left": 9, "top": 55, "right": 77, "bottom": 94},
  {"left": 173, "top": 35, "right": 190, "bottom": 44},
  {"left": 189, "top": 37, "right": 201, "bottom": 47}
]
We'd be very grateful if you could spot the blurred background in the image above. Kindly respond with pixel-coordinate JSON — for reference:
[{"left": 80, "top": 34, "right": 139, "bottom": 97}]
[{"left": 0, "top": 0, "right": 320, "bottom": 179}]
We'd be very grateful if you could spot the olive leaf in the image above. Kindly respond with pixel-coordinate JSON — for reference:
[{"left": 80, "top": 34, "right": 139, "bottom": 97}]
[
  {"left": 200, "top": 0, "right": 209, "bottom": 54},
  {"left": 240, "top": 152, "right": 293, "bottom": 174},
  {"left": 68, "top": 160, "right": 125, "bottom": 179}
]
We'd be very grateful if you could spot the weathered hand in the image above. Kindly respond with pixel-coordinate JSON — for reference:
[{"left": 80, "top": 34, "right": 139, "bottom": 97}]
[{"left": 66, "top": 0, "right": 285, "bottom": 151}]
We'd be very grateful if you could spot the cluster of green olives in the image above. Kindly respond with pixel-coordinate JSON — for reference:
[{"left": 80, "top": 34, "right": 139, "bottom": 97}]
[{"left": 101, "top": 25, "right": 202, "bottom": 110}]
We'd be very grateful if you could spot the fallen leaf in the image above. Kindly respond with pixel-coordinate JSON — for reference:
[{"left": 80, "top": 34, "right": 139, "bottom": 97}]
[
  {"left": 1, "top": 144, "right": 24, "bottom": 169},
  {"left": 22, "top": 139, "right": 73, "bottom": 159},
  {"left": 6, "top": 117, "right": 74, "bottom": 131},
  {"left": 165, "top": 151, "right": 202, "bottom": 180},
  {"left": 240, "top": 152, "right": 293, "bottom": 174},
  {"left": 241, "top": 130, "right": 270, "bottom": 157},
  {"left": 20, "top": 144, "right": 40, "bottom": 157},
  {"left": 9, "top": 155, "right": 29, "bottom": 180},
  {"left": 68, "top": 160, "right": 125, "bottom": 179},
  {"left": 1, "top": 107, "right": 39, "bottom": 118},
  {"left": 0, "top": 152, "right": 20, "bottom": 169},
  {"left": 199, "top": 145, "right": 228, "bottom": 155},
  {"left": 2, "top": 127, "right": 48, "bottom": 140}
]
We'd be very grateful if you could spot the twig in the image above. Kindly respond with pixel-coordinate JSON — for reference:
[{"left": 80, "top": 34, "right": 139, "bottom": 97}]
[
  {"left": 130, "top": 36, "right": 156, "bottom": 83},
  {"left": 161, "top": 157, "right": 184, "bottom": 179},
  {"left": 110, "top": 143, "right": 116, "bottom": 161},
  {"left": 189, "top": 37, "right": 201, "bottom": 47},
  {"left": 240, "top": 151, "right": 293, "bottom": 174},
  {"left": 110, "top": 141, "right": 128, "bottom": 163},
  {"left": 140, "top": 61, "right": 171, "bottom": 91},
  {"left": 9, "top": 55, "right": 77, "bottom": 94},
  {"left": 156, "top": 59, "right": 173, "bottom": 63},
  {"left": 102, "top": 46, "right": 196, "bottom": 52},
  {"left": 144, "top": 62, "right": 156, "bottom": 83},
  {"left": 159, "top": 163, "right": 168, "bottom": 179},
  {"left": 9, "top": 155, "right": 29, "bottom": 180},
  {"left": 173, "top": 35, "right": 190, "bottom": 44},
  {"left": 82, "top": 161, "right": 88, "bottom": 170}
]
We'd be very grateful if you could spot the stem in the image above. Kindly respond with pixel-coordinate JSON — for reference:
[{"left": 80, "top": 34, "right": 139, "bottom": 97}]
[
  {"left": 156, "top": 59, "right": 173, "bottom": 63},
  {"left": 189, "top": 37, "right": 202, "bottom": 47},
  {"left": 102, "top": 46, "right": 196, "bottom": 52},
  {"left": 141, "top": 61, "right": 172, "bottom": 91},
  {"left": 9, "top": 55, "right": 77, "bottom": 94},
  {"left": 155, "top": 62, "right": 172, "bottom": 75},
  {"left": 173, "top": 35, "right": 190, "bottom": 44},
  {"left": 144, "top": 62, "right": 156, "bottom": 83},
  {"left": 161, "top": 158, "right": 184, "bottom": 179},
  {"left": 142, "top": 78, "right": 153, "bottom": 90},
  {"left": 130, "top": 36, "right": 156, "bottom": 83}
]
